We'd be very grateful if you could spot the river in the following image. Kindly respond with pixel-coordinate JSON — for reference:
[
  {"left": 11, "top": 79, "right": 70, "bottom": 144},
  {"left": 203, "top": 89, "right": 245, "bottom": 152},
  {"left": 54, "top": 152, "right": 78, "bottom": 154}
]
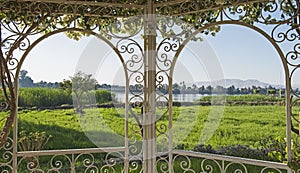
[{"left": 114, "top": 92, "right": 206, "bottom": 102}]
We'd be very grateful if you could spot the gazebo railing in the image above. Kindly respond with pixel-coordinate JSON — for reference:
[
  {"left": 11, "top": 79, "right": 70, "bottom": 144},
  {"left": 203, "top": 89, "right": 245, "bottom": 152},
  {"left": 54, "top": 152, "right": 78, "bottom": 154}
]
[
  {"left": 0, "top": 137, "right": 292, "bottom": 172},
  {"left": 172, "top": 150, "right": 292, "bottom": 173},
  {"left": 0, "top": 137, "right": 127, "bottom": 172}
]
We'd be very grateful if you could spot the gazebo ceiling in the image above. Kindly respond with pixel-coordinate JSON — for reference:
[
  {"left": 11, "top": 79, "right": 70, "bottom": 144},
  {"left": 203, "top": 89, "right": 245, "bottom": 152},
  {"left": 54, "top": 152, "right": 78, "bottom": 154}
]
[{"left": 0, "top": 0, "right": 270, "bottom": 18}]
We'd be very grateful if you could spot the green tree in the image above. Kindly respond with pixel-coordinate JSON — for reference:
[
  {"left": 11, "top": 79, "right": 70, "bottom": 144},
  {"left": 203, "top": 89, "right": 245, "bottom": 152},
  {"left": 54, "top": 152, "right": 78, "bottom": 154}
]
[
  {"left": 206, "top": 85, "right": 212, "bottom": 94},
  {"left": 180, "top": 81, "right": 186, "bottom": 94},
  {"left": 199, "top": 85, "right": 205, "bottom": 94},
  {"left": 70, "top": 71, "right": 97, "bottom": 114},
  {"left": 227, "top": 85, "right": 235, "bottom": 95},
  {"left": 18, "top": 70, "right": 34, "bottom": 88},
  {"left": 172, "top": 83, "right": 180, "bottom": 94},
  {"left": 59, "top": 79, "right": 72, "bottom": 94}
]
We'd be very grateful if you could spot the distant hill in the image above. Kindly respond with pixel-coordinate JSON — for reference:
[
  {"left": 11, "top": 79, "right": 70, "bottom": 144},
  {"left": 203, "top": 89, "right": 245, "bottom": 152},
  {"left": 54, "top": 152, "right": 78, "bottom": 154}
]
[{"left": 193, "top": 79, "right": 275, "bottom": 88}]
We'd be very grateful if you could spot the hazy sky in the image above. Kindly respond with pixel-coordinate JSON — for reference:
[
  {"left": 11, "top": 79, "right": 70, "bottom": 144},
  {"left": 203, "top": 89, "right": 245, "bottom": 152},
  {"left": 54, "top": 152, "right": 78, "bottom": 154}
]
[{"left": 21, "top": 24, "right": 286, "bottom": 85}]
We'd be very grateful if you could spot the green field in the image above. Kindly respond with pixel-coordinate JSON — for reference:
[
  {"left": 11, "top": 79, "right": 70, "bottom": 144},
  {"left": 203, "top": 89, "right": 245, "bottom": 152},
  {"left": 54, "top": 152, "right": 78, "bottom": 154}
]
[
  {"left": 2, "top": 105, "right": 288, "bottom": 151},
  {"left": 0, "top": 104, "right": 293, "bottom": 172},
  {"left": 199, "top": 94, "right": 285, "bottom": 102}
]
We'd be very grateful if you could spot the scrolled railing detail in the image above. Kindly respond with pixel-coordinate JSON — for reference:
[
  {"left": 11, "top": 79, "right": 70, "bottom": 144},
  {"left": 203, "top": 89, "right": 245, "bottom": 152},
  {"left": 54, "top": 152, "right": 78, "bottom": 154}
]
[
  {"left": 16, "top": 150, "right": 125, "bottom": 172},
  {"left": 172, "top": 154, "right": 196, "bottom": 173},
  {"left": 261, "top": 167, "right": 284, "bottom": 173},
  {"left": 0, "top": 137, "right": 13, "bottom": 172},
  {"left": 173, "top": 150, "right": 290, "bottom": 173},
  {"left": 156, "top": 156, "right": 169, "bottom": 173},
  {"left": 200, "top": 158, "right": 222, "bottom": 173},
  {"left": 224, "top": 161, "right": 248, "bottom": 173}
]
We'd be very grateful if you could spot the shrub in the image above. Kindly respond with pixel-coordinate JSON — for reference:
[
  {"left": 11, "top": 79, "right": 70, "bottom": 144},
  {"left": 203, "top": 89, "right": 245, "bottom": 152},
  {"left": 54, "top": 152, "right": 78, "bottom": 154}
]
[
  {"left": 256, "top": 136, "right": 287, "bottom": 162},
  {"left": 256, "top": 136, "right": 300, "bottom": 171},
  {"left": 192, "top": 143, "right": 273, "bottom": 161},
  {"left": 193, "top": 144, "right": 218, "bottom": 154},
  {"left": 18, "top": 130, "right": 52, "bottom": 151},
  {"left": 95, "top": 90, "right": 116, "bottom": 104},
  {"left": 220, "top": 144, "right": 272, "bottom": 161}
]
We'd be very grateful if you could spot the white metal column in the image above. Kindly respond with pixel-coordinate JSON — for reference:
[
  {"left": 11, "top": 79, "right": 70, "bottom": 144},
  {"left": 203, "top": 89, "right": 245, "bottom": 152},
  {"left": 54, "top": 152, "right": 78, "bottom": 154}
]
[{"left": 143, "top": 0, "right": 157, "bottom": 172}]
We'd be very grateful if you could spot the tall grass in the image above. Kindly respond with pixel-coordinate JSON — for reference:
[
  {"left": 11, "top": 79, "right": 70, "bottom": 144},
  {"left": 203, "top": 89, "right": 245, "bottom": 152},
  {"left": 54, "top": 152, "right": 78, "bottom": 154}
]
[
  {"left": 16, "top": 88, "right": 115, "bottom": 108},
  {"left": 18, "top": 88, "right": 72, "bottom": 107}
]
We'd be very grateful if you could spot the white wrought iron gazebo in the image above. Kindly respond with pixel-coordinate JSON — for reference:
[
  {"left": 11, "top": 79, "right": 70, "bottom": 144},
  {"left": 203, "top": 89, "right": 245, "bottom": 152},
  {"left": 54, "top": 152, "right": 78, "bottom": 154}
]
[{"left": 0, "top": 0, "right": 299, "bottom": 172}]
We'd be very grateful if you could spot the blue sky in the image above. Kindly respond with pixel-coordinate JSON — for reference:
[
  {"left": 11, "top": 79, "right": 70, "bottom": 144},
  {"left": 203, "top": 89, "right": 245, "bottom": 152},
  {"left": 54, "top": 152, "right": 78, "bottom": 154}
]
[
  {"left": 206, "top": 25, "right": 284, "bottom": 85},
  {"left": 22, "top": 24, "right": 285, "bottom": 86}
]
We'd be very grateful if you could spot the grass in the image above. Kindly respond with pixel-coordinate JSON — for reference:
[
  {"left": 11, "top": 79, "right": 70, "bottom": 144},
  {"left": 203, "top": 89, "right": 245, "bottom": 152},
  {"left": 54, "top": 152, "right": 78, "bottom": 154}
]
[
  {"left": 0, "top": 104, "right": 291, "bottom": 172},
  {"left": 15, "top": 108, "right": 126, "bottom": 149},
  {"left": 162, "top": 105, "right": 287, "bottom": 149},
  {"left": 0, "top": 105, "right": 287, "bottom": 150},
  {"left": 198, "top": 94, "right": 285, "bottom": 102}
]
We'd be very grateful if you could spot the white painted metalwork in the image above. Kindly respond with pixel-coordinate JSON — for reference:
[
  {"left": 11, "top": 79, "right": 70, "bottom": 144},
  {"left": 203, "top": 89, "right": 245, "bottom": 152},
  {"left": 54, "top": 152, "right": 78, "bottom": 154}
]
[
  {"left": 173, "top": 150, "right": 292, "bottom": 173},
  {"left": 0, "top": 0, "right": 299, "bottom": 172}
]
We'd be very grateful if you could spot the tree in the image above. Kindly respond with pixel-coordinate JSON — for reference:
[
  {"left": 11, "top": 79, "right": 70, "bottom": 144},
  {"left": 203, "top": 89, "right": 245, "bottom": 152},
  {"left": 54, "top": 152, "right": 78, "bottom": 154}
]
[
  {"left": 215, "top": 85, "right": 225, "bottom": 94},
  {"left": 199, "top": 85, "right": 205, "bottom": 94},
  {"left": 206, "top": 85, "right": 212, "bottom": 94},
  {"left": 172, "top": 83, "right": 180, "bottom": 94},
  {"left": 66, "top": 71, "right": 97, "bottom": 114},
  {"left": 19, "top": 70, "right": 34, "bottom": 88},
  {"left": 227, "top": 85, "right": 235, "bottom": 95},
  {"left": 187, "top": 84, "right": 197, "bottom": 94},
  {"left": 59, "top": 79, "right": 72, "bottom": 94},
  {"left": 180, "top": 81, "right": 186, "bottom": 94},
  {"left": 35, "top": 81, "right": 59, "bottom": 88}
]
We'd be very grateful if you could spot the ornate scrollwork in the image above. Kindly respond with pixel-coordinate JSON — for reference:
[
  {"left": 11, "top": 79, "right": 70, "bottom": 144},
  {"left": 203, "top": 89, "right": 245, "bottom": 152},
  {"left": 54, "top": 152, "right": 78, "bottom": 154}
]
[
  {"left": 156, "top": 156, "right": 169, "bottom": 173},
  {"left": 224, "top": 162, "right": 248, "bottom": 173},
  {"left": 156, "top": 0, "right": 217, "bottom": 17},
  {"left": 173, "top": 152, "right": 288, "bottom": 172},
  {"left": 261, "top": 167, "right": 284, "bottom": 173},
  {"left": 118, "top": 39, "right": 144, "bottom": 73},
  {"left": 49, "top": 155, "right": 65, "bottom": 171},
  {"left": 128, "top": 123, "right": 143, "bottom": 153},
  {"left": 200, "top": 158, "right": 222, "bottom": 173},
  {"left": 1, "top": 0, "right": 145, "bottom": 19},
  {"left": 0, "top": 101, "right": 8, "bottom": 112},
  {"left": 271, "top": 24, "right": 299, "bottom": 43},
  {"left": 100, "top": 152, "right": 124, "bottom": 173},
  {"left": 286, "top": 43, "right": 300, "bottom": 67},
  {"left": 102, "top": 17, "right": 144, "bottom": 39},
  {"left": 156, "top": 38, "right": 180, "bottom": 72},
  {"left": 0, "top": 137, "right": 12, "bottom": 172},
  {"left": 76, "top": 153, "right": 99, "bottom": 172},
  {"left": 290, "top": 97, "right": 300, "bottom": 130},
  {"left": 24, "top": 156, "right": 43, "bottom": 172},
  {"left": 17, "top": 151, "right": 125, "bottom": 172},
  {"left": 172, "top": 155, "right": 195, "bottom": 173}
]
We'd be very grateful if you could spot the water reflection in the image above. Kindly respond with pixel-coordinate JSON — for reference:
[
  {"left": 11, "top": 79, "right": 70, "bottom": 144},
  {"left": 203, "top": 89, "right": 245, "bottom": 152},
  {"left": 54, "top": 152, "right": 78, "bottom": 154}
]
[{"left": 114, "top": 92, "right": 205, "bottom": 103}]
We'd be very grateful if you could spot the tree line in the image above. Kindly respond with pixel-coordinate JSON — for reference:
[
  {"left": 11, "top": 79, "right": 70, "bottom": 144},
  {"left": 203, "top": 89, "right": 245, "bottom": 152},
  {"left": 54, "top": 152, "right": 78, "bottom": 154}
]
[
  {"left": 169, "top": 82, "right": 284, "bottom": 96},
  {"left": 19, "top": 70, "right": 287, "bottom": 97},
  {"left": 98, "top": 82, "right": 286, "bottom": 96}
]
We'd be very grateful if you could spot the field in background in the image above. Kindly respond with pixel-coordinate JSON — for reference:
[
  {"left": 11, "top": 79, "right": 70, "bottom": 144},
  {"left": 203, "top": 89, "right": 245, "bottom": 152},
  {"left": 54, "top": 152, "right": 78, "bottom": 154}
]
[{"left": 0, "top": 105, "right": 287, "bottom": 151}]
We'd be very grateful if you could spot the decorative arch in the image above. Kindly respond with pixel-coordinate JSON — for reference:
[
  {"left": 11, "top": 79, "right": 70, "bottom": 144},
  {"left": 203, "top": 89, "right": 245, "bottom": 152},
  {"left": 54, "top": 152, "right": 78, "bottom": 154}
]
[
  {"left": 170, "top": 20, "right": 292, "bottom": 158},
  {"left": 17, "top": 28, "right": 127, "bottom": 79}
]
